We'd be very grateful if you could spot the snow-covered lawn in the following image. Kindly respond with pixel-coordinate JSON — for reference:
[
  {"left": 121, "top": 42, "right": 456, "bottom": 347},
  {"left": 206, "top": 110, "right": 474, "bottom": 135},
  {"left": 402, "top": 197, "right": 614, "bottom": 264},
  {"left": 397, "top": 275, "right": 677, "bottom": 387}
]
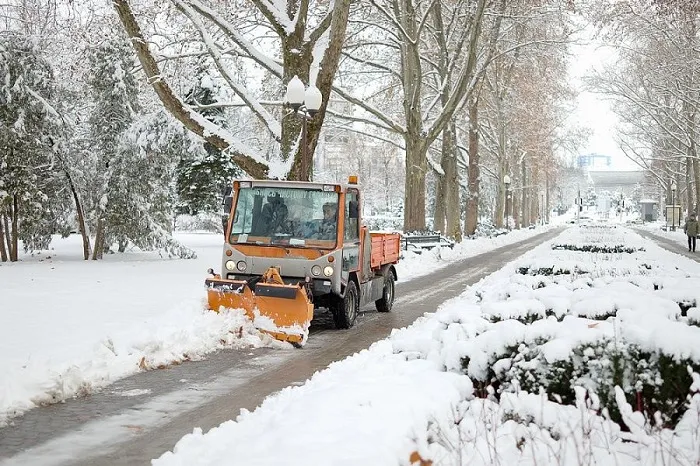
[
  {"left": 0, "top": 225, "right": 553, "bottom": 426},
  {"left": 155, "top": 226, "right": 700, "bottom": 466}
]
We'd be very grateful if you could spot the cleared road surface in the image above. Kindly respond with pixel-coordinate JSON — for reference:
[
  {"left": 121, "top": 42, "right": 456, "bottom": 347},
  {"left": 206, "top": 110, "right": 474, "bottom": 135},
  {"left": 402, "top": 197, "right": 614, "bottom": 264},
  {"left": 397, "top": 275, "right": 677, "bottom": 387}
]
[{"left": 0, "top": 228, "right": 563, "bottom": 466}]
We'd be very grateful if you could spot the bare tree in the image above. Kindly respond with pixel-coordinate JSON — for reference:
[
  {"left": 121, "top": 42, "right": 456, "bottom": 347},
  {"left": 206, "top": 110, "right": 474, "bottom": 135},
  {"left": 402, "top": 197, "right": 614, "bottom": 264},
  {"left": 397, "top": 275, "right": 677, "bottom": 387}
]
[
  {"left": 461, "top": 0, "right": 574, "bottom": 233},
  {"left": 327, "top": 0, "right": 502, "bottom": 232},
  {"left": 588, "top": 0, "right": 700, "bottom": 215}
]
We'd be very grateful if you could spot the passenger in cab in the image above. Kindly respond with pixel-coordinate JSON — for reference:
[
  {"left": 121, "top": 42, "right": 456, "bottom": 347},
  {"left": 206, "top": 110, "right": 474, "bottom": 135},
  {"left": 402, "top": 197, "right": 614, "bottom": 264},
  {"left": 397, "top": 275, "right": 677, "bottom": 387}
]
[{"left": 319, "top": 203, "right": 337, "bottom": 240}]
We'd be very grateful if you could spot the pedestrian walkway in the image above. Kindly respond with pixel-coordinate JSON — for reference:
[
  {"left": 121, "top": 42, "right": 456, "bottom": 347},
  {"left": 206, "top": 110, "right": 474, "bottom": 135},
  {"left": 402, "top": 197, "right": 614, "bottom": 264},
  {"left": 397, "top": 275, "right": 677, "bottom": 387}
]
[{"left": 635, "top": 228, "right": 700, "bottom": 261}]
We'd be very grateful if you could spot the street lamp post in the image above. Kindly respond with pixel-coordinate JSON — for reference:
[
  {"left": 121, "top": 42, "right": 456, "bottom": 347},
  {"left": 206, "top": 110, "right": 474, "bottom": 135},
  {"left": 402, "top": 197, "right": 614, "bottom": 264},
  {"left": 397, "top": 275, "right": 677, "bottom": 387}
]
[
  {"left": 671, "top": 181, "right": 677, "bottom": 231},
  {"left": 504, "top": 175, "right": 511, "bottom": 230},
  {"left": 284, "top": 75, "right": 323, "bottom": 181},
  {"left": 541, "top": 191, "right": 545, "bottom": 226},
  {"left": 619, "top": 194, "right": 625, "bottom": 224}
]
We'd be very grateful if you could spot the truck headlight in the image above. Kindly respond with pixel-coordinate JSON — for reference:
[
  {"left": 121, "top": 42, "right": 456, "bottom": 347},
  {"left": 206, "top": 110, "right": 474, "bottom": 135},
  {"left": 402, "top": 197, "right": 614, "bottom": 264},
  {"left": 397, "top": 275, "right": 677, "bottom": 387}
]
[
  {"left": 225, "top": 260, "right": 236, "bottom": 271},
  {"left": 311, "top": 265, "right": 322, "bottom": 276},
  {"left": 236, "top": 261, "right": 247, "bottom": 272},
  {"left": 323, "top": 266, "right": 334, "bottom": 277}
]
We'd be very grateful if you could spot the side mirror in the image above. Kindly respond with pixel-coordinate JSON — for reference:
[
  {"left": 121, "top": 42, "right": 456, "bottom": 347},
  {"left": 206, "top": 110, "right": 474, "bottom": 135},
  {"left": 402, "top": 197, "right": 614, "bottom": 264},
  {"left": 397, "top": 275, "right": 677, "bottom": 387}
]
[{"left": 223, "top": 195, "right": 233, "bottom": 215}]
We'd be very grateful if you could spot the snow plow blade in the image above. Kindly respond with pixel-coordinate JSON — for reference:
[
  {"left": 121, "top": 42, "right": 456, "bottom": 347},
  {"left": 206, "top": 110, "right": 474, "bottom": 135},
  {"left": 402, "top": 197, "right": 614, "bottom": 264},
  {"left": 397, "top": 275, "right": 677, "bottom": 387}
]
[{"left": 205, "top": 267, "right": 314, "bottom": 346}]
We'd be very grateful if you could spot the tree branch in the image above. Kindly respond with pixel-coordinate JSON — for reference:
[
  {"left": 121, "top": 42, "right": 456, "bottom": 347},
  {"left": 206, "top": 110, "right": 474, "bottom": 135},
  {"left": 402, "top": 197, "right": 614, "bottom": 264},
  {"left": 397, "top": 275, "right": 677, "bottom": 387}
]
[
  {"left": 112, "top": 0, "right": 268, "bottom": 178},
  {"left": 172, "top": 0, "right": 282, "bottom": 142}
]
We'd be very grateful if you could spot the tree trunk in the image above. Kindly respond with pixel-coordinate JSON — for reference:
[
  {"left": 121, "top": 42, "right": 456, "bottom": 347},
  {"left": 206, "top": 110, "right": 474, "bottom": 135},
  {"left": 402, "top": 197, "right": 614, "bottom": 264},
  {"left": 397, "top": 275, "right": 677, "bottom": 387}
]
[
  {"left": 403, "top": 136, "right": 427, "bottom": 232},
  {"left": 286, "top": 0, "right": 351, "bottom": 181},
  {"left": 494, "top": 186, "right": 505, "bottom": 228},
  {"left": 280, "top": 21, "right": 312, "bottom": 181},
  {"left": 493, "top": 95, "right": 507, "bottom": 229},
  {"left": 429, "top": 3, "right": 460, "bottom": 241},
  {"left": 692, "top": 141, "right": 700, "bottom": 218},
  {"left": 397, "top": 0, "right": 426, "bottom": 233},
  {"left": 92, "top": 218, "right": 105, "bottom": 260},
  {"left": 444, "top": 123, "right": 461, "bottom": 241},
  {"left": 432, "top": 169, "right": 446, "bottom": 234},
  {"left": 10, "top": 195, "right": 19, "bottom": 262},
  {"left": 686, "top": 157, "right": 692, "bottom": 216},
  {"left": 65, "top": 169, "right": 91, "bottom": 260},
  {"left": 433, "top": 127, "right": 461, "bottom": 238},
  {"left": 545, "top": 176, "right": 550, "bottom": 223},
  {"left": 464, "top": 97, "right": 480, "bottom": 236},
  {"left": 0, "top": 211, "right": 7, "bottom": 262},
  {"left": 521, "top": 162, "right": 527, "bottom": 228},
  {"left": 505, "top": 189, "right": 512, "bottom": 229},
  {"left": 2, "top": 214, "right": 11, "bottom": 257}
]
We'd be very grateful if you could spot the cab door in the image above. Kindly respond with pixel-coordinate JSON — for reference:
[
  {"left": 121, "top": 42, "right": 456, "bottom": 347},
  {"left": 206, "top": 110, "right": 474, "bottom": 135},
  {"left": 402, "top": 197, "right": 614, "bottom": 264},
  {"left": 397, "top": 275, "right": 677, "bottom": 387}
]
[{"left": 341, "top": 189, "right": 361, "bottom": 284}]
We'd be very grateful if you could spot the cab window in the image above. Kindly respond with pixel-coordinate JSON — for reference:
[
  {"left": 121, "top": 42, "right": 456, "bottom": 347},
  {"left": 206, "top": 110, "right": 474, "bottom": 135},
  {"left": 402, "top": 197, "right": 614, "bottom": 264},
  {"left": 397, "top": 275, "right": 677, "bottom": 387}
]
[{"left": 344, "top": 191, "right": 360, "bottom": 242}]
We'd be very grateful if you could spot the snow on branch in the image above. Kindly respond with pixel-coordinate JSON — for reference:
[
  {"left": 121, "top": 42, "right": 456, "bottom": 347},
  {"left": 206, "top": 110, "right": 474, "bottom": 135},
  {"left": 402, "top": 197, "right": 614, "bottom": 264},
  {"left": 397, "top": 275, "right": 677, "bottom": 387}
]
[
  {"left": 26, "top": 87, "right": 61, "bottom": 120},
  {"left": 368, "top": 0, "right": 417, "bottom": 46},
  {"left": 427, "top": 152, "right": 444, "bottom": 176},
  {"left": 184, "top": 0, "right": 283, "bottom": 78},
  {"left": 251, "top": 0, "right": 294, "bottom": 36},
  {"left": 331, "top": 86, "right": 405, "bottom": 134},
  {"left": 113, "top": 0, "right": 270, "bottom": 178},
  {"left": 173, "top": 0, "right": 282, "bottom": 142},
  {"left": 309, "top": 22, "right": 329, "bottom": 86},
  {"left": 308, "top": 11, "right": 334, "bottom": 45}
]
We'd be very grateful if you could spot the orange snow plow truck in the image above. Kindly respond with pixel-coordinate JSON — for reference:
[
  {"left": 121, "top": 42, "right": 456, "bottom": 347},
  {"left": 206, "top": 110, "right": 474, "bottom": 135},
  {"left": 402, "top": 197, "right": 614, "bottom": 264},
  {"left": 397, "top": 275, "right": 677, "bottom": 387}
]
[{"left": 205, "top": 176, "right": 400, "bottom": 346}]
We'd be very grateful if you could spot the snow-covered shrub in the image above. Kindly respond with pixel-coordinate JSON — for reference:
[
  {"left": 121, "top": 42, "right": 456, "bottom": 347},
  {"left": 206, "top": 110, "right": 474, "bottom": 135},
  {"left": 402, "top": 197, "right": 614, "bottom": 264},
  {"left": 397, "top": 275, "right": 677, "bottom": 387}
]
[
  {"left": 438, "top": 226, "right": 700, "bottom": 433},
  {"left": 551, "top": 243, "right": 644, "bottom": 254},
  {"left": 516, "top": 265, "right": 575, "bottom": 276},
  {"left": 175, "top": 212, "right": 225, "bottom": 233},
  {"left": 363, "top": 215, "right": 403, "bottom": 232},
  {"left": 460, "top": 332, "right": 700, "bottom": 429}
]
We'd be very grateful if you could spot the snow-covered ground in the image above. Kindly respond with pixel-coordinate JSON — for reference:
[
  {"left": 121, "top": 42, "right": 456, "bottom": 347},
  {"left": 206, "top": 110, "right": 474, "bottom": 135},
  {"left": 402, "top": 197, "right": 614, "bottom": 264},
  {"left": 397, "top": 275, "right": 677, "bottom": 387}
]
[
  {"left": 0, "top": 224, "right": 554, "bottom": 426},
  {"left": 154, "top": 226, "right": 700, "bottom": 466}
]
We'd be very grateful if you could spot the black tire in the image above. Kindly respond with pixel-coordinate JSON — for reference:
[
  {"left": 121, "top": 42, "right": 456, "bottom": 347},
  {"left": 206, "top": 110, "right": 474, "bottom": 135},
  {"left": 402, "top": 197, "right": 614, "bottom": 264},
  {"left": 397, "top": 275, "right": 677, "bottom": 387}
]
[
  {"left": 332, "top": 280, "right": 358, "bottom": 329},
  {"left": 375, "top": 272, "right": 395, "bottom": 313}
]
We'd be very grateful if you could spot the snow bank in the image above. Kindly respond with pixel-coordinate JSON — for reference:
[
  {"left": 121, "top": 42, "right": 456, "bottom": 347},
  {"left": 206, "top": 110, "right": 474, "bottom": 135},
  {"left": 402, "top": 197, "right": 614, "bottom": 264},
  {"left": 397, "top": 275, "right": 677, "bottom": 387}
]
[{"left": 156, "top": 343, "right": 471, "bottom": 466}]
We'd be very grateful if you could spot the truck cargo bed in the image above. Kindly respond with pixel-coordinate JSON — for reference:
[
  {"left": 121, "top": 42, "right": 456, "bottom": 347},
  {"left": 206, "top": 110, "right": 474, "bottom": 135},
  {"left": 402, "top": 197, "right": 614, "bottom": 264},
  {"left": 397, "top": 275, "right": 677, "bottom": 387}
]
[{"left": 369, "top": 232, "right": 400, "bottom": 269}]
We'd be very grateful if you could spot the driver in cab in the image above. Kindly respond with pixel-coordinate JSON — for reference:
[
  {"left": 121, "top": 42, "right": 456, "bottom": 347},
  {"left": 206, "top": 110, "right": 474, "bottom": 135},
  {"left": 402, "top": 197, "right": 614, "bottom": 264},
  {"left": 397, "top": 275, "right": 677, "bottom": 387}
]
[{"left": 318, "top": 203, "right": 337, "bottom": 240}]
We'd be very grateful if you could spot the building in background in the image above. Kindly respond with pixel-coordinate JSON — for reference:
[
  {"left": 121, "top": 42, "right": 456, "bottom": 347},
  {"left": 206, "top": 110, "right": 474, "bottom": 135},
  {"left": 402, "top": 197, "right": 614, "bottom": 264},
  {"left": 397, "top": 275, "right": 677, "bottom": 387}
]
[{"left": 577, "top": 153, "right": 612, "bottom": 170}]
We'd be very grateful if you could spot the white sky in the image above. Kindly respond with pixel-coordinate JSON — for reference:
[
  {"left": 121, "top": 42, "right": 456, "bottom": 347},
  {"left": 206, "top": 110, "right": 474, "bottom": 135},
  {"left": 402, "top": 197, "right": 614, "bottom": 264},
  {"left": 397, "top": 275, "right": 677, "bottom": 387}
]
[{"left": 567, "top": 32, "right": 639, "bottom": 171}]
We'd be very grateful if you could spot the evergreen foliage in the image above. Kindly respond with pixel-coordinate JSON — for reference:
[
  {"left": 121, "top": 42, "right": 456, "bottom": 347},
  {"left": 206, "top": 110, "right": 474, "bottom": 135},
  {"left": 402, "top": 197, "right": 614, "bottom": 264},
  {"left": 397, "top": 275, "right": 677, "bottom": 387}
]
[
  {"left": 85, "top": 39, "right": 194, "bottom": 259},
  {"left": 0, "top": 33, "right": 67, "bottom": 258},
  {"left": 177, "top": 68, "right": 241, "bottom": 216}
]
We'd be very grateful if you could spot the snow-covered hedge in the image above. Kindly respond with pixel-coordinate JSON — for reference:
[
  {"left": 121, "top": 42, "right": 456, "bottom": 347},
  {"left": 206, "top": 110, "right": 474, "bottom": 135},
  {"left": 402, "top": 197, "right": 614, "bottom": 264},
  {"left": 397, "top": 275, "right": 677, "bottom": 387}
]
[{"left": 399, "top": 227, "right": 700, "bottom": 432}]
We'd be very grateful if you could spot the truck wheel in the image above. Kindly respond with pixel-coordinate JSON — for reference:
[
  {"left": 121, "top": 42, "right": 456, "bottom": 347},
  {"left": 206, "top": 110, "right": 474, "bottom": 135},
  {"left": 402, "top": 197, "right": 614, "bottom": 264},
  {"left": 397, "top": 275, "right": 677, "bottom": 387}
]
[
  {"left": 375, "top": 272, "right": 395, "bottom": 313},
  {"left": 333, "top": 280, "right": 358, "bottom": 329}
]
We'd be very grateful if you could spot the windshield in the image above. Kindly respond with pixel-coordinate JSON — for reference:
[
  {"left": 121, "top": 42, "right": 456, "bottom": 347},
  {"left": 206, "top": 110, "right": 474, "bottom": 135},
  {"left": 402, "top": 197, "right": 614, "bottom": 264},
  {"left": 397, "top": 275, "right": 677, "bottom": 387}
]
[{"left": 229, "top": 187, "right": 339, "bottom": 248}]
